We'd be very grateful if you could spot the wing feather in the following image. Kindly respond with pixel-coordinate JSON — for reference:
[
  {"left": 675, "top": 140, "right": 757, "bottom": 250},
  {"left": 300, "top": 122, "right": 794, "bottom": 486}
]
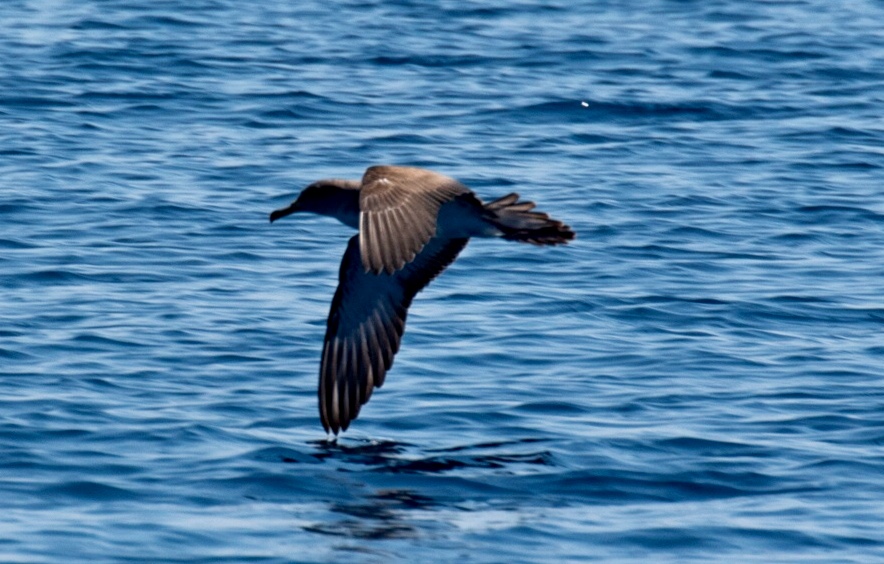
[
  {"left": 318, "top": 234, "right": 468, "bottom": 434},
  {"left": 358, "top": 165, "right": 470, "bottom": 273}
]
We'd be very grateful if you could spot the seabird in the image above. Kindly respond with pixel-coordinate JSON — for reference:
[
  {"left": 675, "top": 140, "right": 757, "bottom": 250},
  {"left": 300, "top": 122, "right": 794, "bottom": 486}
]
[{"left": 270, "top": 165, "right": 575, "bottom": 435}]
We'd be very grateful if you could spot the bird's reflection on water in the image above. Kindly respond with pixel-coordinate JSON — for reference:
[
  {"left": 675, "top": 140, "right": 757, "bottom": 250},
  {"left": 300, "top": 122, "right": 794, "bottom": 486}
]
[
  {"left": 304, "top": 488, "right": 434, "bottom": 540},
  {"left": 284, "top": 437, "right": 557, "bottom": 542},
  {"left": 300, "top": 439, "right": 433, "bottom": 540}
]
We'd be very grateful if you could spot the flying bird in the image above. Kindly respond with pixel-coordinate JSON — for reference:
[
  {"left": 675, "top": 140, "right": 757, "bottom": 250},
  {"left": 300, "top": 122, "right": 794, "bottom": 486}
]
[{"left": 270, "top": 165, "right": 574, "bottom": 434}]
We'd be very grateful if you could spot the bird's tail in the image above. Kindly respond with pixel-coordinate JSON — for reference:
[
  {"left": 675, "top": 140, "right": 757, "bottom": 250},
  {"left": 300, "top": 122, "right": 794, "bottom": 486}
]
[{"left": 484, "top": 193, "right": 575, "bottom": 245}]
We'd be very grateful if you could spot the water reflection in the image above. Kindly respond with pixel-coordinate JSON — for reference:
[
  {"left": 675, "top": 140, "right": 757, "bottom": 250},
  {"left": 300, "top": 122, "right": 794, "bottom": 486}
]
[
  {"left": 297, "top": 437, "right": 554, "bottom": 540},
  {"left": 304, "top": 489, "right": 434, "bottom": 540}
]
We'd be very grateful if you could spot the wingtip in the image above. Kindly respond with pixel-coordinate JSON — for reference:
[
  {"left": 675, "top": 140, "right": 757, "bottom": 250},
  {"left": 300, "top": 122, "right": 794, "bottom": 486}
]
[{"left": 321, "top": 419, "right": 337, "bottom": 436}]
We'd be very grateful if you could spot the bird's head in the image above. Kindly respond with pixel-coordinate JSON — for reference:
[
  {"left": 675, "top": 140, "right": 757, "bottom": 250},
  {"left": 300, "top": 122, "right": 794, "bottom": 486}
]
[{"left": 269, "top": 179, "right": 359, "bottom": 223}]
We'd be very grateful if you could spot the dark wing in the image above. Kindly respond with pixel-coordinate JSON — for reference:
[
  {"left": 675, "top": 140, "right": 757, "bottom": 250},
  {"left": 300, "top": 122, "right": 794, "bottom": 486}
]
[
  {"left": 320, "top": 234, "right": 469, "bottom": 434},
  {"left": 358, "top": 165, "right": 469, "bottom": 274}
]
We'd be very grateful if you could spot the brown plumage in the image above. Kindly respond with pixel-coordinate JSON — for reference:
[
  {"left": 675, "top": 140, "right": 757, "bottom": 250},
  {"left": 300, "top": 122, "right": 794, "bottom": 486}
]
[{"left": 270, "top": 165, "right": 574, "bottom": 434}]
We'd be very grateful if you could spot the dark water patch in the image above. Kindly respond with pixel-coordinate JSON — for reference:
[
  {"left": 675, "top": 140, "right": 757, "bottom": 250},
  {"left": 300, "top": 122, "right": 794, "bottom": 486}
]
[
  {"left": 247, "top": 89, "right": 326, "bottom": 101},
  {"left": 707, "top": 69, "right": 753, "bottom": 80},
  {"left": 0, "top": 96, "right": 77, "bottom": 109},
  {"left": 773, "top": 414, "right": 869, "bottom": 433},
  {"left": 370, "top": 54, "right": 497, "bottom": 67},
  {"left": 304, "top": 518, "right": 417, "bottom": 540},
  {"left": 71, "top": 19, "right": 131, "bottom": 31},
  {"left": 258, "top": 108, "right": 312, "bottom": 121},
  {"left": 0, "top": 347, "right": 32, "bottom": 360},
  {"left": 311, "top": 439, "right": 410, "bottom": 464},
  {"left": 369, "top": 450, "right": 555, "bottom": 474},
  {"left": 132, "top": 14, "right": 205, "bottom": 28},
  {"left": 568, "top": 132, "right": 619, "bottom": 144},
  {"left": 0, "top": 147, "right": 40, "bottom": 157},
  {"left": 515, "top": 400, "right": 586, "bottom": 415},
  {"left": 370, "top": 133, "right": 436, "bottom": 145},
  {"left": 655, "top": 437, "right": 769, "bottom": 457},
  {"left": 824, "top": 125, "right": 884, "bottom": 141},
  {"left": 425, "top": 437, "right": 550, "bottom": 454},
  {"left": 72, "top": 90, "right": 180, "bottom": 102},
  {"left": 483, "top": 98, "right": 744, "bottom": 125},
  {"left": 0, "top": 237, "right": 37, "bottom": 249},
  {"left": 71, "top": 333, "right": 148, "bottom": 349},
  {"left": 796, "top": 204, "right": 884, "bottom": 223},
  {"left": 635, "top": 295, "right": 730, "bottom": 306},
  {"left": 620, "top": 525, "right": 834, "bottom": 551},
  {"left": 800, "top": 458, "right": 884, "bottom": 476},
  {"left": 25, "top": 269, "right": 91, "bottom": 283},
  {"left": 686, "top": 44, "right": 829, "bottom": 63},
  {"left": 40, "top": 481, "right": 140, "bottom": 502},
  {"left": 530, "top": 468, "right": 793, "bottom": 503},
  {"left": 252, "top": 446, "right": 323, "bottom": 465},
  {"left": 767, "top": 295, "right": 832, "bottom": 304}
]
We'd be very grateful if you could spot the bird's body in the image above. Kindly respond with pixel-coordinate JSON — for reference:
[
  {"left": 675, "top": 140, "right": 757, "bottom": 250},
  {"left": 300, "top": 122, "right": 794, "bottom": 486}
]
[{"left": 270, "top": 165, "right": 574, "bottom": 434}]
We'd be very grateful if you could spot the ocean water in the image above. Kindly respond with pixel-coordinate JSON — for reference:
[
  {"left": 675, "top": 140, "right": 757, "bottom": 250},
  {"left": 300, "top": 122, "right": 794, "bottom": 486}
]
[{"left": 2, "top": 0, "right": 883, "bottom": 561}]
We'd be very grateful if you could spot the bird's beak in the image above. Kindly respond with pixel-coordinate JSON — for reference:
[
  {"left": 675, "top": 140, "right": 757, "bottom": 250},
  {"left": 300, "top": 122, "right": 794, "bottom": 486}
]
[{"left": 269, "top": 201, "right": 300, "bottom": 223}]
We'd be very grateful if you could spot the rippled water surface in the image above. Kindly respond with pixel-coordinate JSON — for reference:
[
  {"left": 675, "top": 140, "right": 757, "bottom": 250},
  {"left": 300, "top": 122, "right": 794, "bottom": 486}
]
[{"left": 3, "top": 0, "right": 884, "bottom": 562}]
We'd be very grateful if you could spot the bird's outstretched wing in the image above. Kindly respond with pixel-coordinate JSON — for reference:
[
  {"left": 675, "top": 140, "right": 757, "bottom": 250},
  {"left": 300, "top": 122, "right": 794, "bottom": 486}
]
[
  {"left": 358, "top": 165, "right": 469, "bottom": 274},
  {"left": 319, "top": 234, "right": 469, "bottom": 434}
]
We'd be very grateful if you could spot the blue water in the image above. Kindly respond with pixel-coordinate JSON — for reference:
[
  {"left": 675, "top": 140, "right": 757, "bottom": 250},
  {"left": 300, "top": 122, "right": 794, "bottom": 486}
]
[{"left": 2, "top": 0, "right": 884, "bottom": 561}]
